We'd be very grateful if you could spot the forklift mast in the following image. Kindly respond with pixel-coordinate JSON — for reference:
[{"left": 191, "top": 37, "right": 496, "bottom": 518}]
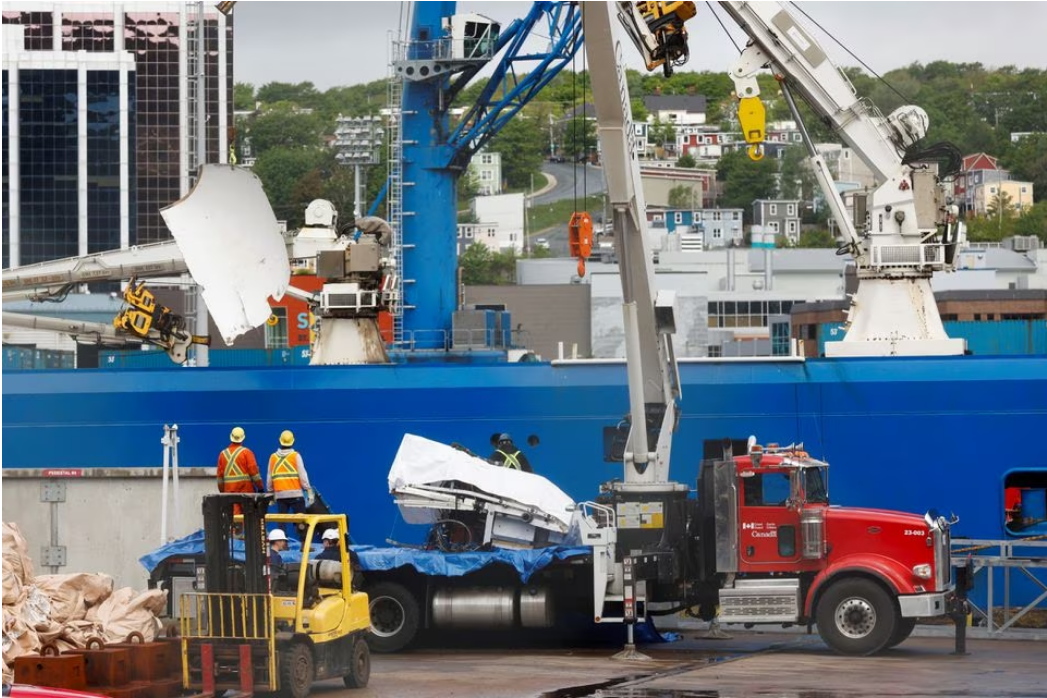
[{"left": 201, "top": 493, "right": 274, "bottom": 594}]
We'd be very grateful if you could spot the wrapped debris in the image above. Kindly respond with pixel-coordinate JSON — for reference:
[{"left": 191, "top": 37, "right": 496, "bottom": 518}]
[{"left": 1, "top": 521, "right": 167, "bottom": 681}]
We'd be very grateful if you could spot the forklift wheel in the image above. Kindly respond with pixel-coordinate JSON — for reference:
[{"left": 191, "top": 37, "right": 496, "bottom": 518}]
[
  {"left": 279, "top": 641, "right": 315, "bottom": 698},
  {"left": 342, "top": 634, "right": 371, "bottom": 689}
]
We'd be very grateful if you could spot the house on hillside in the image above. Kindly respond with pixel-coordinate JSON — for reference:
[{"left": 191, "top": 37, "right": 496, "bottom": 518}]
[
  {"left": 752, "top": 200, "right": 801, "bottom": 244},
  {"left": 643, "top": 94, "right": 707, "bottom": 125},
  {"left": 955, "top": 153, "right": 1008, "bottom": 213},
  {"left": 470, "top": 149, "right": 503, "bottom": 196}
]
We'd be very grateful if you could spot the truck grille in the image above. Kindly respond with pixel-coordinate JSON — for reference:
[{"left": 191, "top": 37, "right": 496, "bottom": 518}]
[{"left": 935, "top": 524, "right": 951, "bottom": 590}]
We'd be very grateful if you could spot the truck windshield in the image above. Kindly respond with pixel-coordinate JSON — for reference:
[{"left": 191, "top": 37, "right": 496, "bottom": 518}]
[{"left": 804, "top": 467, "right": 829, "bottom": 504}]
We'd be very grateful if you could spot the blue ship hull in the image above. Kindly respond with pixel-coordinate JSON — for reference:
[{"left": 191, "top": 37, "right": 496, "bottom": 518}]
[{"left": 4, "top": 355, "right": 1046, "bottom": 550}]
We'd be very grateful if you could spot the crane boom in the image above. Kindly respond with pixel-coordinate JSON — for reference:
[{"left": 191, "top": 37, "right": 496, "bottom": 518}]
[
  {"left": 584, "top": 4, "right": 682, "bottom": 488},
  {"left": 717, "top": 2, "right": 966, "bottom": 356}
]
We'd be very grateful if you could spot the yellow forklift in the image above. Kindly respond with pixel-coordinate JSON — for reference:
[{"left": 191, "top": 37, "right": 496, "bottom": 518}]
[{"left": 179, "top": 493, "right": 371, "bottom": 697}]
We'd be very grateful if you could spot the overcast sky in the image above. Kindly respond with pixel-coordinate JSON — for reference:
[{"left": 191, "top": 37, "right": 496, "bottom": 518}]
[{"left": 232, "top": 2, "right": 1047, "bottom": 91}]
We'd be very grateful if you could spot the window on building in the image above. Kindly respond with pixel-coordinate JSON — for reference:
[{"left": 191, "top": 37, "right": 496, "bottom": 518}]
[
  {"left": 674, "top": 212, "right": 683, "bottom": 224},
  {"left": 732, "top": 211, "right": 740, "bottom": 221},
  {"left": 990, "top": 187, "right": 997, "bottom": 194},
  {"left": 1021, "top": 186, "right": 1028, "bottom": 193},
  {"left": 787, "top": 221, "right": 797, "bottom": 234},
  {"left": 769, "top": 204, "right": 778, "bottom": 216},
  {"left": 769, "top": 221, "right": 780, "bottom": 234},
  {"left": 1003, "top": 471, "right": 1047, "bottom": 537},
  {"left": 707, "top": 345, "right": 722, "bottom": 358},
  {"left": 712, "top": 227, "right": 722, "bottom": 239},
  {"left": 787, "top": 204, "right": 796, "bottom": 216},
  {"left": 481, "top": 154, "right": 493, "bottom": 164},
  {"left": 713, "top": 211, "right": 722, "bottom": 221},
  {"left": 941, "top": 314, "right": 958, "bottom": 321}
]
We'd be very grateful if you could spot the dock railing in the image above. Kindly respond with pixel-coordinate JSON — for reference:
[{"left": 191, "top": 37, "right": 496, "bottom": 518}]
[{"left": 952, "top": 538, "right": 1047, "bottom": 634}]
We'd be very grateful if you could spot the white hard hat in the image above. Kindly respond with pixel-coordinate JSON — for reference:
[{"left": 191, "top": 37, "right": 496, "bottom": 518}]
[
  {"left": 321, "top": 528, "right": 340, "bottom": 541},
  {"left": 267, "top": 529, "right": 287, "bottom": 542}
]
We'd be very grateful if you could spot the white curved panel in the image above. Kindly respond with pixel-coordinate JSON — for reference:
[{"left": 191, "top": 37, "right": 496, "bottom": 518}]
[{"left": 161, "top": 165, "right": 289, "bottom": 344}]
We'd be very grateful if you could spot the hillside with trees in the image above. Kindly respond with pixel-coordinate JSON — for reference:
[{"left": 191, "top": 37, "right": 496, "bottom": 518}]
[{"left": 234, "top": 61, "right": 1045, "bottom": 240}]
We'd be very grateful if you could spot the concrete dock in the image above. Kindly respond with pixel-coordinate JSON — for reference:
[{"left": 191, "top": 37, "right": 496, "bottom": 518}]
[{"left": 298, "top": 629, "right": 1046, "bottom": 698}]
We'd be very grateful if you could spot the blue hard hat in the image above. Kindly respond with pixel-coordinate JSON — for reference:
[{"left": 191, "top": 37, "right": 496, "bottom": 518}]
[{"left": 498, "top": 433, "right": 512, "bottom": 443}]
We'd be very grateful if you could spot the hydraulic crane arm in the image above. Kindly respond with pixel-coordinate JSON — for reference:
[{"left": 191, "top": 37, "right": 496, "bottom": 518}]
[
  {"left": 616, "top": 1, "right": 966, "bottom": 356},
  {"left": 583, "top": 4, "right": 681, "bottom": 486}
]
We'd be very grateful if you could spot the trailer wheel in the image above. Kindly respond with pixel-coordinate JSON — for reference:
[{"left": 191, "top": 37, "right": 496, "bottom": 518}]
[
  {"left": 342, "top": 634, "right": 371, "bottom": 688},
  {"left": 815, "top": 578, "right": 897, "bottom": 656},
  {"left": 366, "top": 581, "right": 420, "bottom": 653},
  {"left": 886, "top": 617, "right": 917, "bottom": 649},
  {"left": 279, "top": 640, "right": 315, "bottom": 698}
]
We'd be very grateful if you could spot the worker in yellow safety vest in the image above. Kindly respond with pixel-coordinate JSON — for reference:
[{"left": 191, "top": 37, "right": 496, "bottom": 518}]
[
  {"left": 489, "top": 433, "right": 534, "bottom": 473},
  {"left": 267, "top": 430, "right": 313, "bottom": 536},
  {"left": 217, "top": 426, "right": 264, "bottom": 515}
]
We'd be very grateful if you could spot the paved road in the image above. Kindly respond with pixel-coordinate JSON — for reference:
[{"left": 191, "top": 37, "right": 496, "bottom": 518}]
[
  {"left": 301, "top": 629, "right": 1046, "bottom": 698},
  {"left": 532, "top": 161, "right": 607, "bottom": 205}
]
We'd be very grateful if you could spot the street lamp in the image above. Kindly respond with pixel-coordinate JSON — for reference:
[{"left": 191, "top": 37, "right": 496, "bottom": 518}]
[{"left": 334, "top": 115, "right": 384, "bottom": 218}]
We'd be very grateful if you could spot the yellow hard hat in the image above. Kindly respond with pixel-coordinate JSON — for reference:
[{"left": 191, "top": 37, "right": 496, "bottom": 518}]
[
  {"left": 280, "top": 430, "right": 295, "bottom": 447},
  {"left": 230, "top": 426, "right": 245, "bottom": 443}
]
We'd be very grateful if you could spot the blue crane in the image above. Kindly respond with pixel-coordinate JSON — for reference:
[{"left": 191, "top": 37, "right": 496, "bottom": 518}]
[{"left": 391, "top": 2, "right": 583, "bottom": 351}]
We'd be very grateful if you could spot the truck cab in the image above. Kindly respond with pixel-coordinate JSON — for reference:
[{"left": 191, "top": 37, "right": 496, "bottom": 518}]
[{"left": 696, "top": 440, "right": 954, "bottom": 655}]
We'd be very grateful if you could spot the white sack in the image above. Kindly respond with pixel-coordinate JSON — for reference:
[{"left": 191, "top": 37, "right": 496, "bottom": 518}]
[{"left": 2, "top": 523, "right": 35, "bottom": 585}]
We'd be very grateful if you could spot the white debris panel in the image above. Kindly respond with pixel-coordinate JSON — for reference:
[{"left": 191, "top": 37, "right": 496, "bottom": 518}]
[
  {"left": 160, "top": 164, "right": 290, "bottom": 345},
  {"left": 388, "top": 434, "right": 576, "bottom": 530}
]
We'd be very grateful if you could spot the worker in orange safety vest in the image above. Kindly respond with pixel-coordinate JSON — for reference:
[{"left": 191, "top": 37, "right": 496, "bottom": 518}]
[
  {"left": 217, "top": 426, "right": 264, "bottom": 515},
  {"left": 267, "top": 430, "right": 313, "bottom": 537}
]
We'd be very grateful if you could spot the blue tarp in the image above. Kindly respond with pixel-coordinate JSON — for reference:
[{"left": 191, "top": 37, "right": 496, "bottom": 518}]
[{"left": 140, "top": 529, "right": 591, "bottom": 584}]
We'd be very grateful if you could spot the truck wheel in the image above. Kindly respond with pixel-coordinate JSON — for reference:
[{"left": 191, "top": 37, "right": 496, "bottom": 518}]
[
  {"left": 815, "top": 578, "right": 897, "bottom": 656},
  {"left": 366, "top": 581, "right": 420, "bottom": 653},
  {"left": 887, "top": 617, "right": 917, "bottom": 649},
  {"left": 342, "top": 634, "right": 371, "bottom": 688},
  {"left": 279, "top": 641, "right": 315, "bottom": 698}
]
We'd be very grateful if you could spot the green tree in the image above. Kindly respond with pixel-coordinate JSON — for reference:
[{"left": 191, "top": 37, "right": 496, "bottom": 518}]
[
  {"left": 251, "top": 147, "right": 326, "bottom": 226},
  {"left": 778, "top": 145, "right": 815, "bottom": 200},
  {"left": 647, "top": 118, "right": 676, "bottom": 151},
  {"left": 256, "top": 81, "right": 322, "bottom": 109},
  {"left": 675, "top": 152, "right": 696, "bottom": 168},
  {"left": 668, "top": 184, "right": 697, "bottom": 209},
  {"left": 964, "top": 214, "right": 1014, "bottom": 242},
  {"left": 246, "top": 104, "right": 325, "bottom": 155},
  {"left": 459, "top": 165, "right": 482, "bottom": 204},
  {"left": 1014, "top": 201, "right": 1047, "bottom": 242},
  {"left": 460, "top": 243, "right": 494, "bottom": 285},
  {"left": 459, "top": 244, "right": 517, "bottom": 285},
  {"left": 234, "top": 82, "right": 255, "bottom": 111},
  {"left": 794, "top": 229, "right": 836, "bottom": 248},
  {"left": 562, "top": 115, "right": 596, "bottom": 162},
  {"left": 1002, "top": 134, "right": 1047, "bottom": 204},
  {"left": 717, "top": 150, "right": 778, "bottom": 222},
  {"left": 489, "top": 117, "right": 545, "bottom": 188},
  {"left": 986, "top": 190, "right": 1015, "bottom": 221}
]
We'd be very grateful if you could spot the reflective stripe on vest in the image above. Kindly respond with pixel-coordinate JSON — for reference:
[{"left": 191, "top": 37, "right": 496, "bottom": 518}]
[
  {"left": 220, "top": 446, "right": 249, "bottom": 485},
  {"left": 498, "top": 449, "right": 522, "bottom": 470},
  {"left": 270, "top": 452, "right": 301, "bottom": 491}
]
